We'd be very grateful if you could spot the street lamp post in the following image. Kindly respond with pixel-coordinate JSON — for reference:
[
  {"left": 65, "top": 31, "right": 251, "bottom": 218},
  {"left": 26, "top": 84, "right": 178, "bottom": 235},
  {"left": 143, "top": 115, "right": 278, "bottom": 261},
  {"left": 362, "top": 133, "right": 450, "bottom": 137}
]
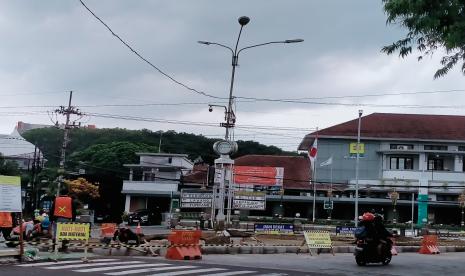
[
  {"left": 354, "top": 110, "right": 363, "bottom": 227},
  {"left": 199, "top": 16, "right": 303, "bottom": 228}
]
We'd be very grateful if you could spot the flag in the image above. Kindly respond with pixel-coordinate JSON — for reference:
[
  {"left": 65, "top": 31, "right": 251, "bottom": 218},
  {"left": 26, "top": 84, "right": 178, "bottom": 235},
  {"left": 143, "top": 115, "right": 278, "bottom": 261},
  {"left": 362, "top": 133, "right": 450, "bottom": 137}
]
[
  {"left": 320, "top": 156, "right": 333, "bottom": 167},
  {"left": 308, "top": 136, "right": 318, "bottom": 162}
]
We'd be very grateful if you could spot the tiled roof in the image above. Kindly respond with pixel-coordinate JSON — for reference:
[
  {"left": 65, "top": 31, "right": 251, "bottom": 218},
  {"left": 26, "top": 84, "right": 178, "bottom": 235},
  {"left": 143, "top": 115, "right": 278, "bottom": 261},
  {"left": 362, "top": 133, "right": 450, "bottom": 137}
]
[
  {"left": 183, "top": 155, "right": 311, "bottom": 190},
  {"left": 234, "top": 155, "right": 310, "bottom": 190},
  {"left": 299, "top": 113, "right": 465, "bottom": 150}
]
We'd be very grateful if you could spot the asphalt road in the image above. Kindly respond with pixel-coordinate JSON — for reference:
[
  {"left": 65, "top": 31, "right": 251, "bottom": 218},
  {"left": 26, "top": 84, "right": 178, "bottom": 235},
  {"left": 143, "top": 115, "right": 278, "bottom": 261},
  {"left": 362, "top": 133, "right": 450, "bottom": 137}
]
[
  {"left": 1, "top": 253, "right": 465, "bottom": 276},
  {"left": 0, "top": 256, "right": 310, "bottom": 276}
]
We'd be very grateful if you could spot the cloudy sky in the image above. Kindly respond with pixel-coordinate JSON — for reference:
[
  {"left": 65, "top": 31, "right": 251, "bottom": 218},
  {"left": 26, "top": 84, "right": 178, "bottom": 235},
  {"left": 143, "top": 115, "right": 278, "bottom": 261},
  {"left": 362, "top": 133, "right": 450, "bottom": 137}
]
[{"left": 0, "top": 0, "right": 464, "bottom": 151}]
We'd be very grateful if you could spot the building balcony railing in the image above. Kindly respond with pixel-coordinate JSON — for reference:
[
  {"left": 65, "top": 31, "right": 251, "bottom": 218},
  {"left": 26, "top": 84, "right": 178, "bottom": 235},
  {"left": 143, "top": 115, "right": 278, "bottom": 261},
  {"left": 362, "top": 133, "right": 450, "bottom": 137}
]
[
  {"left": 122, "top": 180, "right": 178, "bottom": 194},
  {"left": 382, "top": 169, "right": 465, "bottom": 182}
]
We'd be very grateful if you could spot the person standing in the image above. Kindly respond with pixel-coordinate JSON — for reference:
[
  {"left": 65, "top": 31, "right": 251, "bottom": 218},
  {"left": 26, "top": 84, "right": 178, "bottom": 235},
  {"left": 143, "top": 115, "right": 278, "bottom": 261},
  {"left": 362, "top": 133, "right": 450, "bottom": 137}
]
[{"left": 0, "top": 212, "right": 13, "bottom": 240}]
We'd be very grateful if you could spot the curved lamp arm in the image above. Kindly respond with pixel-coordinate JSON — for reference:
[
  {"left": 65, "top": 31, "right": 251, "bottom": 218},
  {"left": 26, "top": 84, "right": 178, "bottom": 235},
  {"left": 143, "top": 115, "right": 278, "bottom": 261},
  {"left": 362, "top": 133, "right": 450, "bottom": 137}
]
[
  {"left": 237, "top": 39, "right": 304, "bottom": 56},
  {"left": 198, "top": 41, "right": 234, "bottom": 56}
]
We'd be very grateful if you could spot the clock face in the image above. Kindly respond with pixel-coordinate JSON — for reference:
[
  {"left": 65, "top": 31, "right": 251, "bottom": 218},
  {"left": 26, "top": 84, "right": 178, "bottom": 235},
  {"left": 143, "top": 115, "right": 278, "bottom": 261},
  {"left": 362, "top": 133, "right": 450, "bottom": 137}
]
[{"left": 213, "top": 140, "right": 237, "bottom": 155}]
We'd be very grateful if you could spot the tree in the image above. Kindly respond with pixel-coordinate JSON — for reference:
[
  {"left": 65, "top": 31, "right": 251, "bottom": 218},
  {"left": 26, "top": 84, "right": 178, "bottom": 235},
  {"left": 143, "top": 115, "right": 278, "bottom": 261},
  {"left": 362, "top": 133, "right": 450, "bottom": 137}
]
[
  {"left": 64, "top": 177, "right": 100, "bottom": 204},
  {"left": 0, "top": 154, "right": 20, "bottom": 176},
  {"left": 382, "top": 0, "right": 465, "bottom": 78}
]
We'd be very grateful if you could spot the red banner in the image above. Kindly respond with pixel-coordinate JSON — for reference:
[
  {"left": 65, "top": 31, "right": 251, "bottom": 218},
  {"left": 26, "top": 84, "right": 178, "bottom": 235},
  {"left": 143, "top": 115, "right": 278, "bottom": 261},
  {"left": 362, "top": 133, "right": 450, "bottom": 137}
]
[{"left": 234, "top": 166, "right": 283, "bottom": 186}]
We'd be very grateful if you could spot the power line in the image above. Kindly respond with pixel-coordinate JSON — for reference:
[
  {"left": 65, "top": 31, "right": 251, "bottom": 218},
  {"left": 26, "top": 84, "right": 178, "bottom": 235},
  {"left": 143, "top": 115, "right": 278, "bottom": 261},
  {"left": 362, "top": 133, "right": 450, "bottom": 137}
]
[
  {"left": 239, "top": 88, "right": 465, "bottom": 101},
  {"left": 78, "top": 0, "right": 222, "bottom": 100}
]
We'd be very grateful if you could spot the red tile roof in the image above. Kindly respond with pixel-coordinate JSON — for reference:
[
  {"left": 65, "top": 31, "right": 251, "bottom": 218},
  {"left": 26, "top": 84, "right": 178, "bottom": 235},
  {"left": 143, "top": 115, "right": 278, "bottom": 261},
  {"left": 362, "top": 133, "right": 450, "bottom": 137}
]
[
  {"left": 183, "top": 155, "right": 312, "bottom": 190},
  {"left": 299, "top": 113, "right": 465, "bottom": 150},
  {"left": 234, "top": 155, "right": 311, "bottom": 190}
]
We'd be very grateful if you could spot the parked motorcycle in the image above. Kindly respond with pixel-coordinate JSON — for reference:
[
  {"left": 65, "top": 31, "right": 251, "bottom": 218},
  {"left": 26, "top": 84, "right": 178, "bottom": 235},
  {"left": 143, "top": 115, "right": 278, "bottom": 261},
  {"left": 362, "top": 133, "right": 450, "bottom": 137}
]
[{"left": 354, "top": 238, "right": 393, "bottom": 266}]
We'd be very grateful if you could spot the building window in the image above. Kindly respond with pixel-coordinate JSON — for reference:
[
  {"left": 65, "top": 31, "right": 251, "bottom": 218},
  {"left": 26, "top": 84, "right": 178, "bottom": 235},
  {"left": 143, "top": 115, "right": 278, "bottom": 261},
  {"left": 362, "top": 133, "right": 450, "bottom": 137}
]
[
  {"left": 428, "top": 157, "right": 444, "bottom": 170},
  {"left": 424, "top": 145, "right": 448, "bottom": 151},
  {"left": 459, "top": 146, "right": 465, "bottom": 152},
  {"left": 390, "top": 157, "right": 413, "bottom": 170},
  {"left": 390, "top": 144, "right": 414, "bottom": 150}
]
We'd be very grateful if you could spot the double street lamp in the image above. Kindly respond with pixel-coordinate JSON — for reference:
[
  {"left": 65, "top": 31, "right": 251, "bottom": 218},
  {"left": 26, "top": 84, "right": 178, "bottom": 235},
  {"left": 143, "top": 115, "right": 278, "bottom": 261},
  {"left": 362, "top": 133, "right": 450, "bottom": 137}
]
[
  {"left": 199, "top": 16, "right": 303, "bottom": 228},
  {"left": 199, "top": 16, "right": 303, "bottom": 141}
]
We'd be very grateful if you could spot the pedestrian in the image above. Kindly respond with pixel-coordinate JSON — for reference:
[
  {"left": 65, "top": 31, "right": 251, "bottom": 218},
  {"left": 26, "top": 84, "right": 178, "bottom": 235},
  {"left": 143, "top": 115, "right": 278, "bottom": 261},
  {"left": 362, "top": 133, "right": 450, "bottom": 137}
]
[
  {"left": 50, "top": 190, "right": 77, "bottom": 246},
  {"left": 0, "top": 212, "right": 13, "bottom": 241}
]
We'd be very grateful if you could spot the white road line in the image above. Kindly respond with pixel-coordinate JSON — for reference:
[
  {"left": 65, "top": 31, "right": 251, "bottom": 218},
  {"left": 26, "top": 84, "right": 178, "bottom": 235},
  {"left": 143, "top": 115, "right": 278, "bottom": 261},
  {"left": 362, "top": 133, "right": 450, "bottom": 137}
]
[
  {"left": 46, "top": 261, "right": 143, "bottom": 270},
  {"left": 17, "top": 259, "right": 118, "bottom": 267},
  {"left": 203, "top": 271, "right": 257, "bottom": 276},
  {"left": 253, "top": 274, "right": 288, "bottom": 276},
  {"left": 147, "top": 268, "right": 227, "bottom": 276},
  {"left": 73, "top": 263, "right": 170, "bottom": 273},
  {"left": 105, "top": 265, "right": 198, "bottom": 276}
]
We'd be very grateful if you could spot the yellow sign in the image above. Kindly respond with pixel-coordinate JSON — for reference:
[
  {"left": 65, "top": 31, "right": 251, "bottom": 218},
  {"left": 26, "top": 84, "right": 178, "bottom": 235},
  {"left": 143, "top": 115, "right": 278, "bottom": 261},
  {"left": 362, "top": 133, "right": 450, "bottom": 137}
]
[
  {"left": 304, "top": 231, "right": 332, "bottom": 249},
  {"left": 56, "top": 222, "right": 90, "bottom": 241},
  {"left": 349, "top": 143, "right": 365, "bottom": 154}
]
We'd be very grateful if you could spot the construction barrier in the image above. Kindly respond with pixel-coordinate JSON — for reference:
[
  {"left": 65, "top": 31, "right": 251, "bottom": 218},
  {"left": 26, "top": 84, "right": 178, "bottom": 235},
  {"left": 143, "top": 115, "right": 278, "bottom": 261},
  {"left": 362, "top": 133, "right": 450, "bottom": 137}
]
[
  {"left": 100, "top": 223, "right": 117, "bottom": 238},
  {"left": 419, "top": 235, "right": 440, "bottom": 254},
  {"left": 166, "top": 230, "right": 202, "bottom": 260}
]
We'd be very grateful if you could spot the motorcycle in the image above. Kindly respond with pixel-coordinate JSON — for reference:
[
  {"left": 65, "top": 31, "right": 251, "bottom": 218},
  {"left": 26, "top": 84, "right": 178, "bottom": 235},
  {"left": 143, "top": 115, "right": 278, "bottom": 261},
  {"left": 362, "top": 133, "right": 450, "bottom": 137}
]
[{"left": 354, "top": 237, "right": 393, "bottom": 266}]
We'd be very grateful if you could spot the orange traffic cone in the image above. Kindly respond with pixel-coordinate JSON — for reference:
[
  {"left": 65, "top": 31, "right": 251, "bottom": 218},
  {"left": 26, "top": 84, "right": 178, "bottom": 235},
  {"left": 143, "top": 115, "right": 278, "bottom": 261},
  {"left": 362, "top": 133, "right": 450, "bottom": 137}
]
[{"left": 136, "top": 222, "right": 141, "bottom": 235}]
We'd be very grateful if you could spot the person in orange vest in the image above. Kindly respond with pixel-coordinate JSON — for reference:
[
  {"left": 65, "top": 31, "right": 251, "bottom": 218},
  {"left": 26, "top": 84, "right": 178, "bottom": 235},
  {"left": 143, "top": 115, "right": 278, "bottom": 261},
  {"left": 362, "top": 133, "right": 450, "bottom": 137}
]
[
  {"left": 0, "top": 212, "right": 13, "bottom": 240},
  {"left": 50, "top": 194, "right": 76, "bottom": 223}
]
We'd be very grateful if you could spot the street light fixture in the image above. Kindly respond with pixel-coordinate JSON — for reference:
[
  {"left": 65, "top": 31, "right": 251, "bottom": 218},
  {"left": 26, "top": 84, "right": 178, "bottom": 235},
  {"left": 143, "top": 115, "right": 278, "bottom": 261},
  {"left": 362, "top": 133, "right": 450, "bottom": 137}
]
[
  {"left": 355, "top": 110, "right": 363, "bottom": 227},
  {"left": 198, "top": 16, "right": 304, "bottom": 140},
  {"left": 199, "top": 16, "right": 303, "bottom": 228}
]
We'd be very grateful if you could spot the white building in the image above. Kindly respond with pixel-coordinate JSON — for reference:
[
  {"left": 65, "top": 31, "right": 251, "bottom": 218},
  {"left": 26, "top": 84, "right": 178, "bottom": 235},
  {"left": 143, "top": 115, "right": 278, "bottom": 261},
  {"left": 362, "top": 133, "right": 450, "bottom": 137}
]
[{"left": 122, "top": 153, "right": 193, "bottom": 213}]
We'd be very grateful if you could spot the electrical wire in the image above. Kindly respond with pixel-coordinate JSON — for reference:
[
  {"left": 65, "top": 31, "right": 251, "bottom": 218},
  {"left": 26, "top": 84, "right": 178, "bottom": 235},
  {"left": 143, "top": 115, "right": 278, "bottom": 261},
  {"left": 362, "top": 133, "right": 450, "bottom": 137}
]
[{"left": 78, "top": 0, "right": 223, "bottom": 100}]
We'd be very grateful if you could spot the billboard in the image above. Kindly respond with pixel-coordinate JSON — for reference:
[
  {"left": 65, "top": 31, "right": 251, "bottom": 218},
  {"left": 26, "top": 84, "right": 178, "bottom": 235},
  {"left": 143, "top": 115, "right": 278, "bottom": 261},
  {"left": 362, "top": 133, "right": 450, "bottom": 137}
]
[
  {"left": 233, "top": 191, "right": 266, "bottom": 210},
  {"left": 234, "top": 166, "right": 284, "bottom": 186},
  {"left": 0, "top": 175, "right": 21, "bottom": 212},
  {"left": 181, "top": 190, "right": 213, "bottom": 208}
]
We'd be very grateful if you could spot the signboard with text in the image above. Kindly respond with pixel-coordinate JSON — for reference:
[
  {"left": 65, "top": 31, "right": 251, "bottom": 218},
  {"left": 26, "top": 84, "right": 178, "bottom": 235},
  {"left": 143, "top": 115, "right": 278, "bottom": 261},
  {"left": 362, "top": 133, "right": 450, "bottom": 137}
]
[
  {"left": 0, "top": 175, "right": 21, "bottom": 212},
  {"left": 335, "top": 226, "right": 357, "bottom": 236},
  {"left": 233, "top": 191, "right": 266, "bottom": 210},
  {"left": 349, "top": 142, "right": 365, "bottom": 158},
  {"left": 254, "top": 223, "right": 294, "bottom": 235},
  {"left": 234, "top": 166, "right": 284, "bottom": 186},
  {"left": 181, "top": 190, "right": 213, "bottom": 208},
  {"left": 56, "top": 222, "right": 90, "bottom": 241}
]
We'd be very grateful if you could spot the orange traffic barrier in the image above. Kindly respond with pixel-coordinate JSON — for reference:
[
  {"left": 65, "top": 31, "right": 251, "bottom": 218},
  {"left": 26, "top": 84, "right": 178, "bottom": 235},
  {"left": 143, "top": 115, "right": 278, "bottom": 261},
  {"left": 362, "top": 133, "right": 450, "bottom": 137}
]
[
  {"left": 100, "top": 223, "right": 117, "bottom": 238},
  {"left": 165, "top": 230, "right": 202, "bottom": 260},
  {"left": 419, "top": 235, "right": 440, "bottom": 254}
]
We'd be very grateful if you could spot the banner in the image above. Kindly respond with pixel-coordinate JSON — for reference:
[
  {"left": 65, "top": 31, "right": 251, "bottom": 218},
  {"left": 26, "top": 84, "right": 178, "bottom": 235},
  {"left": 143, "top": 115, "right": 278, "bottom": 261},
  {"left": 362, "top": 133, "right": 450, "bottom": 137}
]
[
  {"left": 304, "top": 231, "right": 332, "bottom": 249},
  {"left": 56, "top": 222, "right": 90, "bottom": 241},
  {"left": 254, "top": 223, "right": 294, "bottom": 235},
  {"left": 233, "top": 191, "right": 266, "bottom": 210},
  {"left": 0, "top": 175, "right": 21, "bottom": 212},
  {"left": 335, "top": 226, "right": 357, "bottom": 236},
  {"left": 234, "top": 166, "right": 283, "bottom": 186},
  {"left": 181, "top": 190, "right": 213, "bottom": 208}
]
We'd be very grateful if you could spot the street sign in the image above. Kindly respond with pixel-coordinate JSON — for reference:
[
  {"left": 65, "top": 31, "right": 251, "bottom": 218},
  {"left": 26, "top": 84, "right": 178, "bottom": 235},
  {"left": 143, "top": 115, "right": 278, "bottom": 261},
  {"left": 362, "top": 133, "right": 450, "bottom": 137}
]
[
  {"left": 254, "top": 223, "right": 294, "bottom": 235},
  {"left": 233, "top": 191, "right": 266, "bottom": 210},
  {"left": 56, "top": 222, "right": 90, "bottom": 241},
  {"left": 323, "top": 200, "right": 333, "bottom": 210},
  {"left": 181, "top": 190, "right": 213, "bottom": 208},
  {"left": 0, "top": 175, "right": 21, "bottom": 212}
]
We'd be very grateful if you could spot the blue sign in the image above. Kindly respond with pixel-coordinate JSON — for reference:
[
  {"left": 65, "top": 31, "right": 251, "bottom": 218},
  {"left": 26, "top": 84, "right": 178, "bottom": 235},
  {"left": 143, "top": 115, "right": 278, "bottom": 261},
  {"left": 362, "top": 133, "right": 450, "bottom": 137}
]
[
  {"left": 254, "top": 223, "right": 294, "bottom": 235},
  {"left": 336, "top": 226, "right": 357, "bottom": 236}
]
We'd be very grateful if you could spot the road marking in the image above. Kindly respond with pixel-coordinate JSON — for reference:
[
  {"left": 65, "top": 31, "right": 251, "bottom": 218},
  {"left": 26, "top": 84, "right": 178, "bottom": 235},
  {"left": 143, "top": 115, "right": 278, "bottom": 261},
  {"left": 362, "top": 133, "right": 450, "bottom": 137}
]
[
  {"left": 105, "top": 265, "right": 197, "bottom": 276},
  {"left": 147, "top": 268, "right": 227, "bottom": 276},
  {"left": 204, "top": 271, "right": 256, "bottom": 276},
  {"left": 17, "top": 259, "right": 118, "bottom": 267},
  {"left": 253, "top": 274, "right": 288, "bottom": 276},
  {"left": 46, "top": 261, "right": 143, "bottom": 269},
  {"left": 74, "top": 263, "right": 170, "bottom": 273}
]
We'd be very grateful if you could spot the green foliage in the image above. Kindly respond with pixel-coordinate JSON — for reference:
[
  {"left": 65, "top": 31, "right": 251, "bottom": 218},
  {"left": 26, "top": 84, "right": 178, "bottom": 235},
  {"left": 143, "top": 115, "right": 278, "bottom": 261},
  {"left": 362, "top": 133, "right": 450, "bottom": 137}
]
[
  {"left": 382, "top": 0, "right": 465, "bottom": 78},
  {"left": 0, "top": 154, "right": 20, "bottom": 176},
  {"left": 22, "top": 127, "right": 293, "bottom": 168},
  {"left": 69, "top": 141, "right": 158, "bottom": 177}
]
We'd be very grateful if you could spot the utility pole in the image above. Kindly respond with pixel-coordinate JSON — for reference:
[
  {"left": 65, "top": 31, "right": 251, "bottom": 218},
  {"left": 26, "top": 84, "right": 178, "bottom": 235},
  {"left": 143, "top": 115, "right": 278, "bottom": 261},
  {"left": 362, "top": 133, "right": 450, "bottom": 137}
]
[{"left": 54, "top": 91, "right": 83, "bottom": 196}]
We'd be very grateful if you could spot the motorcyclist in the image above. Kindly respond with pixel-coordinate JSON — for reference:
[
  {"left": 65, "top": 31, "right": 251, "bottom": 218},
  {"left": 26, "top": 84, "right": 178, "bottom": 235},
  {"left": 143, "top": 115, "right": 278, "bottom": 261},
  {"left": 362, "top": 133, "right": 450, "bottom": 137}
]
[{"left": 373, "top": 214, "right": 393, "bottom": 255}]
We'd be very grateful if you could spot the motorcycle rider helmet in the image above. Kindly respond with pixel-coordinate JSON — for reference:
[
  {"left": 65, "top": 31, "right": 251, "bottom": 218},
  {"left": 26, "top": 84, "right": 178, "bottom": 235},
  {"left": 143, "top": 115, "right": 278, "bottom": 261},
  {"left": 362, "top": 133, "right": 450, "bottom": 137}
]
[{"left": 362, "top": 212, "right": 375, "bottom": 221}]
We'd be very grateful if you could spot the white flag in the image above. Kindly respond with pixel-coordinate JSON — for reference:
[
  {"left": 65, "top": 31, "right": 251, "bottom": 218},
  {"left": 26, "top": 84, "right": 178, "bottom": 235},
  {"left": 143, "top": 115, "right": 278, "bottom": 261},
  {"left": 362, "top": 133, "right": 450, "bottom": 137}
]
[{"left": 320, "top": 156, "right": 333, "bottom": 167}]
